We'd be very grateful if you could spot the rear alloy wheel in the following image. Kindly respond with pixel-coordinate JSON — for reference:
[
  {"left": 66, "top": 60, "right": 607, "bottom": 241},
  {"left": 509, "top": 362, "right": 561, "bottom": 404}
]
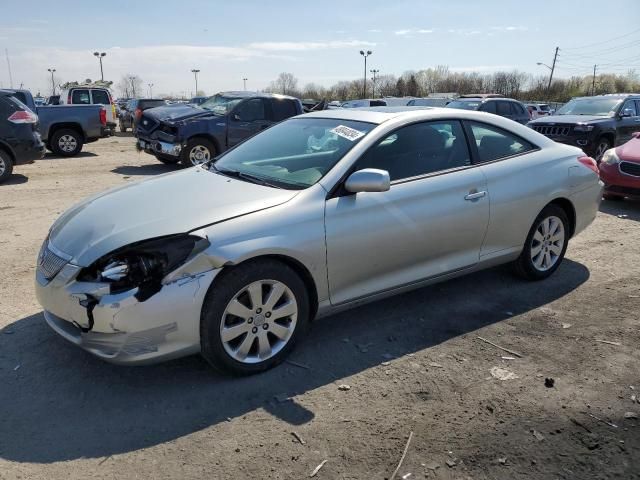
[
  {"left": 0, "top": 150, "right": 14, "bottom": 183},
  {"left": 51, "top": 128, "right": 83, "bottom": 157},
  {"left": 200, "top": 259, "right": 310, "bottom": 375},
  {"left": 594, "top": 138, "right": 611, "bottom": 163},
  {"left": 182, "top": 138, "right": 216, "bottom": 167},
  {"left": 514, "top": 205, "right": 569, "bottom": 280}
]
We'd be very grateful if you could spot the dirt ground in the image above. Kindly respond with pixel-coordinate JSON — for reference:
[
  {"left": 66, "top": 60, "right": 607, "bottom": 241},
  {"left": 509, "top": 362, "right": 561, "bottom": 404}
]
[{"left": 0, "top": 134, "right": 638, "bottom": 480}]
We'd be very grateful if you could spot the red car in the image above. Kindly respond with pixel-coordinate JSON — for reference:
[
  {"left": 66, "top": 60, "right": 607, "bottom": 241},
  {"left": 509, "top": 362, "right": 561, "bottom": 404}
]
[{"left": 599, "top": 132, "right": 640, "bottom": 201}]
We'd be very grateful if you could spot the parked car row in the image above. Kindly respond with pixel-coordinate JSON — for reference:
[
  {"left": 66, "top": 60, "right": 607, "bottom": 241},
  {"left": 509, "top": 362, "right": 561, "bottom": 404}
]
[{"left": 118, "top": 98, "right": 168, "bottom": 132}]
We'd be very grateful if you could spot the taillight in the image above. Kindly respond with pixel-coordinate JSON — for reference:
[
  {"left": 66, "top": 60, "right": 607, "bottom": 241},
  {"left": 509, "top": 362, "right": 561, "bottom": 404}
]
[
  {"left": 135, "top": 108, "right": 142, "bottom": 119},
  {"left": 99, "top": 108, "right": 107, "bottom": 126},
  {"left": 8, "top": 110, "right": 38, "bottom": 124},
  {"left": 578, "top": 155, "right": 598, "bottom": 174}
]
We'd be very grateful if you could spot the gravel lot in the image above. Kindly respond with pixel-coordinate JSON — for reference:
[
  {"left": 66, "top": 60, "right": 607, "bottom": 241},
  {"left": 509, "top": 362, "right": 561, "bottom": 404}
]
[{"left": 0, "top": 134, "right": 638, "bottom": 480}]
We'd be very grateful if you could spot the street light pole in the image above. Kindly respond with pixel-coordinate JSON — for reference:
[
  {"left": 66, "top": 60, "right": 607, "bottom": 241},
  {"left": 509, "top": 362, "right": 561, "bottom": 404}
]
[
  {"left": 47, "top": 68, "right": 56, "bottom": 95},
  {"left": 370, "top": 69, "right": 379, "bottom": 98},
  {"left": 129, "top": 76, "right": 136, "bottom": 97},
  {"left": 243, "top": 77, "right": 248, "bottom": 91},
  {"left": 93, "top": 52, "right": 106, "bottom": 81},
  {"left": 359, "top": 50, "right": 372, "bottom": 98},
  {"left": 191, "top": 69, "right": 200, "bottom": 97},
  {"left": 148, "top": 83, "right": 154, "bottom": 98}
]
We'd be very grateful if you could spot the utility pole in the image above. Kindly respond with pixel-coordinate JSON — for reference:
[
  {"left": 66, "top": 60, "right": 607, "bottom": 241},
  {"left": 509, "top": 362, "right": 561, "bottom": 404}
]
[
  {"left": 546, "top": 46, "right": 558, "bottom": 91},
  {"left": 359, "top": 50, "right": 372, "bottom": 98},
  {"left": 591, "top": 65, "right": 597, "bottom": 96},
  {"left": 243, "top": 77, "right": 248, "bottom": 90},
  {"left": 370, "top": 69, "right": 379, "bottom": 98},
  {"left": 148, "top": 83, "right": 154, "bottom": 98},
  {"left": 5, "top": 49, "right": 13, "bottom": 88},
  {"left": 191, "top": 69, "right": 200, "bottom": 96}
]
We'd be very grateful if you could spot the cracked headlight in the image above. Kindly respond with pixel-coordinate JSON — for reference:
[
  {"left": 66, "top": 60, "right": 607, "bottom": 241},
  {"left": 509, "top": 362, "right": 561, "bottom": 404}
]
[{"left": 78, "top": 234, "right": 210, "bottom": 301}]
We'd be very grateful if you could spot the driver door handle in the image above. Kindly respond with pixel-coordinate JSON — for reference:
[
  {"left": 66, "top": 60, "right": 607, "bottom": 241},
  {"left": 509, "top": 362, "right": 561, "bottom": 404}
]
[{"left": 464, "top": 190, "right": 487, "bottom": 201}]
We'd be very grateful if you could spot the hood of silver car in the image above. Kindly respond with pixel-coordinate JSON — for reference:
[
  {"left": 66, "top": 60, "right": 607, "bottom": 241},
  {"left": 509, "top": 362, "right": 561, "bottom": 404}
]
[{"left": 49, "top": 167, "right": 298, "bottom": 266}]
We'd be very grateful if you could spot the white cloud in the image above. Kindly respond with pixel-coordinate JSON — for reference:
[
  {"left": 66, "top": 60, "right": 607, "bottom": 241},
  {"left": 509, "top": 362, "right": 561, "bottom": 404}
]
[
  {"left": 367, "top": 29, "right": 382, "bottom": 33},
  {"left": 395, "top": 28, "right": 433, "bottom": 36},
  {"left": 490, "top": 26, "right": 528, "bottom": 32},
  {"left": 446, "top": 29, "right": 482, "bottom": 36},
  {"left": 247, "top": 40, "right": 375, "bottom": 51}
]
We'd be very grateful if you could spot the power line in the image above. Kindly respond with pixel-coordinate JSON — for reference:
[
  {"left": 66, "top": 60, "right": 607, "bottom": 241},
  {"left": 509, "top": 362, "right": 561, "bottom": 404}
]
[
  {"left": 562, "top": 27, "right": 640, "bottom": 51},
  {"left": 560, "top": 39, "right": 640, "bottom": 60}
]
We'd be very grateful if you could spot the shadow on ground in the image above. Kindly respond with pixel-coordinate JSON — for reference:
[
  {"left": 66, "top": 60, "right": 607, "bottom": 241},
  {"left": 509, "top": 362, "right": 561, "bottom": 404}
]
[
  {"left": 0, "top": 260, "right": 590, "bottom": 463},
  {"left": 111, "top": 163, "right": 178, "bottom": 176},
  {"left": 43, "top": 152, "right": 98, "bottom": 160},
  {"left": 599, "top": 197, "right": 640, "bottom": 223},
  {"left": 115, "top": 132, "right": 134, "bottom": 138},
  {"left": 0, "top": 174, "right": 28, "bottom": 186}
]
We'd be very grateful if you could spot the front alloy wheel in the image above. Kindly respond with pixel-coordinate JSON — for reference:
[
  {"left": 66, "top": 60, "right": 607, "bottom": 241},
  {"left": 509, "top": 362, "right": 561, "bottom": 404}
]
[
  {"left": 594, "top": 138, "right": 610, "bottom": 163},
  {"left": 200, "top": 259, "right": 310, "bottom": 375},
  {"left": 182, "top": 138, "right": 216, "bottom": 167}
]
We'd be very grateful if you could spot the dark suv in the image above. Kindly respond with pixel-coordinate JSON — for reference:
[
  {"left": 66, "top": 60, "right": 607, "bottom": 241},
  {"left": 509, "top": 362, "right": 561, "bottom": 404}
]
[
  {"left": 136, "top": 91, "right": 303, "bottom": 166},
  {"left": 0, "top": 90, "right": 45, "bottom": 182},
  {"left": 119, "top": 98, "right": 168, "bottom": 132},
  {"left": 528, "top": 94, "right": 640, "bottom": 162},
  {"left": 446, "top": 96, "right": 530, "bottom": 124}
]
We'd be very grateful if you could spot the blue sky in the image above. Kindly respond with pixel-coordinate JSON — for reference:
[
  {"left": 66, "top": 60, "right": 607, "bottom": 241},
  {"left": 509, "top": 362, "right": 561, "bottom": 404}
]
[{"left": 1, "top": 0, "right": 639, "bottom": 97}]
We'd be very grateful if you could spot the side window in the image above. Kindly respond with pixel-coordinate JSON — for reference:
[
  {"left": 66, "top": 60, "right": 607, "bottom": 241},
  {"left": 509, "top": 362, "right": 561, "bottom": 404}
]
[
  {"left": 71, "top": 89, "right": 90, "bottom": 104},
  {"left": 234, "top": 99, "right": 266, "bottom": 122},
  {"left": 353, "top": 120, "right": 471, "bottom": 181},
  {"left": 91, "top": 89, "right": 110, "bottom": 105},
  {"left": 271, "top": 99, "right": 297, "bottom": 122},
  {"left": 512, "top": 103, "right": 525, "bottom": 115},
  {"left": 469, "top": 122, "right": 535, "bottom": 163},
  {"left": 479, "top": 101, "right": 496, "bottom": 114},
  {"left": 496, "top": 101, "right": 512, "bottom": 116},
  {"left": 621, "top": 100, "right": 638, "bottom": 116}
]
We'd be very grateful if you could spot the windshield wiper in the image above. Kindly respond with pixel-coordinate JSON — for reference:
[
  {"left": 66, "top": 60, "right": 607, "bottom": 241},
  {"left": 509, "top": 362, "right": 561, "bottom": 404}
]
[{"left": 214, "top": 167, "right": 283, "bottom": 189}]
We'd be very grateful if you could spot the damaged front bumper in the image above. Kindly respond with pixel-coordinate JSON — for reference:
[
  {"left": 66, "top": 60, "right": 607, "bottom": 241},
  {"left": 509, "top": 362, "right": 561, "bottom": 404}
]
[
  {"left": 35, "top": 256, "right": 220, "bottom": 365},
  {"left": 136, "top": 138, "right": 182, "bottom": 157}
]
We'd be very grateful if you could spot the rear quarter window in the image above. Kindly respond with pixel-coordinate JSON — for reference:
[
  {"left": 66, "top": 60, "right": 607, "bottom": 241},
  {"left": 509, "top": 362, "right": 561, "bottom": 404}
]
[
  {"left": 271, "top": 99, "right": 298, "bottom": 121},
  {"left": 91, "top": 89, "right": 111, "bottom": 105},
  {"left": 72, "top": 90, "right": 90, "bottom": 104}
]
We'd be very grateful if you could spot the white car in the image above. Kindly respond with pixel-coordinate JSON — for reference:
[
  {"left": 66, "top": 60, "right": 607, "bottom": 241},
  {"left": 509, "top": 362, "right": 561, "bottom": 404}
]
[{"left": 526, "top": 103, "right": 553, "bottom": 120}]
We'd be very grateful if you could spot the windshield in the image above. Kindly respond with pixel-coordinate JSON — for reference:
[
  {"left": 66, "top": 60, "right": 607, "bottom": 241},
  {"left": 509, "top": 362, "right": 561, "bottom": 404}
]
[
  {"left": 555, "top": 98, "right": 622, "bottom": 116},
  {"left": 446, "top": 100, "right": 480, "bottom": 110},
  {"left": 212, "top": 118, "right": 376, "bottom": 189},
  {"left": 199, "top": 95, "right": 242, "bottom": 114}
]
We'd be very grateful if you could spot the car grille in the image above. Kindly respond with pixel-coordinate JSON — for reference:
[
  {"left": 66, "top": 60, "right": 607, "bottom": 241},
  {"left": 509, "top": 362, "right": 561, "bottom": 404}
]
[
  {"left": 619, "top": 161, "right": 640, "bottom": 177},
  {"left": 37, "top": 242, "right": 69, "bottom": 280},
  {"left": 532, "top": 125, "right": 571, "bottom": 136}
]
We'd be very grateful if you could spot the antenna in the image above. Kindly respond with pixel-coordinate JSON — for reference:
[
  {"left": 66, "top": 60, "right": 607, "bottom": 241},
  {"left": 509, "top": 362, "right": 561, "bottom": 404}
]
[{"left": 5, "top": 49, "right": 14, "bottom": 88}]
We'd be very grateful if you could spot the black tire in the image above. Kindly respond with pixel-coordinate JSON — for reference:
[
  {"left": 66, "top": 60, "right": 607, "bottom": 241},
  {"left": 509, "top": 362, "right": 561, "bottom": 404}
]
[
  {"left": 50, "top": 128, "right": 83, "bottom": 157},
  {"left": 200, "top": 259, "right": 310, "bottom": 375},
  {"left": 181, "top": 137, "right": 216, "bottom": 167},
  {"left": 154, "top": 153, "right": 180, "bottom": 165},
  {"left": 119, "top": 120, "right": 127, "bottom": 132},
  {"left": 513, "top": 204, "right": 570, "bottom": 281},
  {"left": 0, "top": 150, "right": 14, "bottom": 183},
  {"left": 593, "top": 137, "right": 611, "bottom": 163},
  {"left": 603, "top": 193, "right": 624, "bottom": 202}
]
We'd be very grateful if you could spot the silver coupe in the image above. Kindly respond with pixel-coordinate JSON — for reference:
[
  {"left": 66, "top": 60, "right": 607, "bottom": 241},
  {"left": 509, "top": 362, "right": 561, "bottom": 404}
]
[{"left": 35, "top": 107, "right": 602, "bottom": 374}]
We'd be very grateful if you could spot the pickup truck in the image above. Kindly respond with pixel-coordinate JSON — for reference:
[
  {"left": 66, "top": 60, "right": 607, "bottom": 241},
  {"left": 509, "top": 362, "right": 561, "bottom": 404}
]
[
  {"left": 8, "top": 89, "right": 111, "bottom": 157},
  {"left": 135, "top": 91, "right": 303, "bottom": 166}
]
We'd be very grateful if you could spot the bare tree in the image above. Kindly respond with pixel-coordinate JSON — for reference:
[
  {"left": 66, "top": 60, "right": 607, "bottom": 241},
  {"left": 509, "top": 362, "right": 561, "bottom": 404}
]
[
  {"left": 116, "top": 74, "right": 143, "bottom": 98},
  {"left": 267, "top": 72, "right": 299, "bottom": 96}
]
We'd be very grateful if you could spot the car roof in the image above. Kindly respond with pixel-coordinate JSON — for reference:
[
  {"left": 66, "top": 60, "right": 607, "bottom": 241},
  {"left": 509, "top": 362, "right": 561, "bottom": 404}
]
[
  {"left": 572, "top": 94, "right": 640, "bottom": 100},
  {"left": 217, "top": 91, "right": 299, "bottom": 101}
]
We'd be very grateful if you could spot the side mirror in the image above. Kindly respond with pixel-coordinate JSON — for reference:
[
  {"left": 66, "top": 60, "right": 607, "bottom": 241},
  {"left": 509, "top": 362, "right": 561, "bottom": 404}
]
[
  {"left": 620, "top": 108, "right": 634, "bottom": 118},
  {"left": 344, "top": 168, "right": 390, "bottom": 193}
]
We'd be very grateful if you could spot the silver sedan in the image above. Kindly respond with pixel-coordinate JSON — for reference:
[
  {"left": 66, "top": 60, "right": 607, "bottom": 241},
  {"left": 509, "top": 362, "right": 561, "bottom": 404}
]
[{"left": 35, "top": 107, "right": 603, "bottom": 374}]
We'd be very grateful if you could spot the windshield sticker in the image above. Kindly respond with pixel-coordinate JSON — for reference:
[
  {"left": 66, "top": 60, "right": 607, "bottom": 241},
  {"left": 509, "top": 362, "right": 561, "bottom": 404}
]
[{"left": 330, "top": 125, "right": 365, "bottom": 141}]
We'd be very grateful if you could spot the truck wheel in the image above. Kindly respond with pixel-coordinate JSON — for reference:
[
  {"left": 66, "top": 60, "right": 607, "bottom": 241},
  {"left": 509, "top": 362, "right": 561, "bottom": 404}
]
[
  {"left": 0, "top": 150, "right": 14, "bottom": 183},
  {"left": 181, "top": 138, "right": 216, "bottom": 167},
  {"left": 51, "top": 128, "right": 83, "bottom": 157},
  {"left": 594, "top": 138, "right": 611, "bottom": 163},
  {"left": 154, "top": 153, "right": 180, "bottom": 165}
]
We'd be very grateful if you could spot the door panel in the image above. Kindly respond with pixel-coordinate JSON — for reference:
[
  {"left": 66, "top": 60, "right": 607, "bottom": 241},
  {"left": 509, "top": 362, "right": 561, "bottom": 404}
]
[
  {"left": 325, "top": 169, "right": 489, "bottom": 304},
  {"left": 617, "top": 100, "right": 640, "bottom": 145}
]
